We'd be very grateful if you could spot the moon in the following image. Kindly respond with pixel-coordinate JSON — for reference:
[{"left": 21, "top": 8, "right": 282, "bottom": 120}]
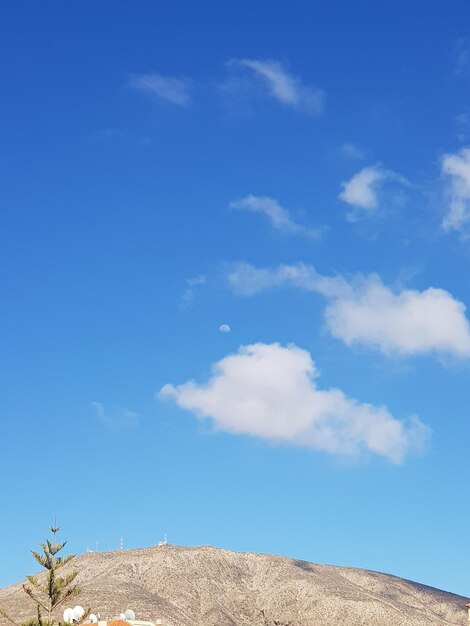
[{"left": 219, "top": 324, "right": 231, "bottom": 333}]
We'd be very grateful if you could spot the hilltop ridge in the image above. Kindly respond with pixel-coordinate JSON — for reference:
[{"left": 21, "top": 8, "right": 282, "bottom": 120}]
[{"left": 0, "top": 544, "right": 467, "bottom": 626}]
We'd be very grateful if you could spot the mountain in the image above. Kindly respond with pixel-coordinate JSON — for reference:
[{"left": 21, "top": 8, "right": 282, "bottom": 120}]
[{"left": 0, "top": 544, "right": 467, "bottom": 626}]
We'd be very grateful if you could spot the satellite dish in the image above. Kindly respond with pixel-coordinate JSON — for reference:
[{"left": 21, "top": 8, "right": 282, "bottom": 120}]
[
  {"left": 124, "top": 610, "right": 135, "bottom": 620},
  {"left": 73, "top": 606, "right": 85, "bottom": 621},
  {"left": 63, "top": 609, "right": 75, "bottom": 624},
  {"left": 89, "top": 615, "right": 98, "bottom": 624}
]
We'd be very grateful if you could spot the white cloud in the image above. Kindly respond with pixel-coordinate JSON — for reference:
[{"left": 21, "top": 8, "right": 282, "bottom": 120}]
[
  {"left": 229, "top": 59, "right": 324, "bottom": 115},
  {"left": 227, "top": 261, "right": 342, "bottom": 297},
  {"left": 340, "top": 165, "right": 385, "bottom": 210},
  {"left": 160, "top": 342, "right": 429, "bottom": 463},
  {"left": 454, "top": 38, "right": 470, "bottom": 75},
  {"left": 338, "top": 142, "right": 365, "bottom": 161},
  {"left": 130, "top": 73, "right": 191, "bottom": 106},
  {"left": 441, "top": 147, "right": 470, "bottom": 232},
  {"left": 180, "top": 275, "right": 206, "bottom": 309},
  {"left": 323, "top": 276, "right": 470, "bottom": 356},
  {"left": 91, "top": 402, "right": 139, "bottom": 428},
  {"left": 229, "top": 195, "right": 319, "bottom": 238},
  {"left": 454, "top": 110, "right": 470, "bottom": 143},
  {"left": 227, "top": 262, "right": 470, "bottom": 357},
  {"left": 339, "top": 164, "right": 408, "bottom": 220}
]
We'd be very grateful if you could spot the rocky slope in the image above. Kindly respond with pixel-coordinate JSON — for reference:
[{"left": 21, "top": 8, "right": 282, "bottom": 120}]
[{"left": 0, "top": 544, "right": 467, "bottom": 626}]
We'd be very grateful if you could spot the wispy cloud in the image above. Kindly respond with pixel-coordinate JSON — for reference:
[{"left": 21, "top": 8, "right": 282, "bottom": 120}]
[
  {"left": 129, "top": 73, "right": 191, "bottom": 106},
  {"left": 226, "top": 59, "right": 325, "bottom": 115},
  {"left": 229, "top": 194, "right": 320, "bottom": 238},
  {"left": 180, "top": 275, "right": 206, "bottom": 309},
  {"left": 455, "top": 109, "right": 470, "bottom": 142},
  {"left": 453, "top": 38, "right": 470, "bottom": 75},
  {"left": 91, "top": 402, "right": 139, "bottom": 429},
  {"left": 441, "top": 147, "right": 470, "bottom": 233},
  {"left": 338, "top": 142, "right": 365, "bottom": 161},
  {"left": 339, "top": 164, "right": 409, "bottom": 221},
  {"left": 227, "top": 262, "right": 470, "bottom": 358},
  {"left": 91, "top": 128, "right": 127, "bottom": 142},
  {"left": 160, "top": 342, "right": 429, "bottom": 463}
]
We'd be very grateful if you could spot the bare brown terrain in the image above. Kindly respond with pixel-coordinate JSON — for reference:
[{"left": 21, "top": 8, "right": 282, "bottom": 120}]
[{"left": 0, "top": 544, "right": 467, "bottom": 626}]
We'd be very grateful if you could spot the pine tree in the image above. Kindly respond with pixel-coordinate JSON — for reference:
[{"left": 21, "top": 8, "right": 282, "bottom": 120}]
[{"left": 0, "top": 527, "right": 88, "bottom": 626}]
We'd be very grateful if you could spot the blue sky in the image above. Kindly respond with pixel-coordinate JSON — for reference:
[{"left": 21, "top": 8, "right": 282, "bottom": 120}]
[{"left": 2, "top": 0, "right": 470, "bottom": 598}]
